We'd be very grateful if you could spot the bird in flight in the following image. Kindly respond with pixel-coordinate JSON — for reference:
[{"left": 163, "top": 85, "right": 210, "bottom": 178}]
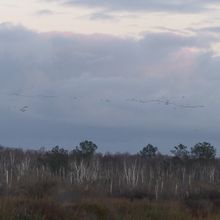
[{"left": 20, "top": 106, "right": 29, "bottom": 112}]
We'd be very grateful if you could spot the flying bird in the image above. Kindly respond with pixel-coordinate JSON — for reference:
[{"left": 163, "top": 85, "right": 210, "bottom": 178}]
[
  {"left": 20, "top": 106, "right": 29, "bottom": 112},
  {"left": 37, "top": 94, "right": 56, "bottom": 98},
  {"left": 100, "top": 99, "right": 111, "bottom": 103},
  {"left": 73, "top": 96, "right": 80, "bottom": 100}
]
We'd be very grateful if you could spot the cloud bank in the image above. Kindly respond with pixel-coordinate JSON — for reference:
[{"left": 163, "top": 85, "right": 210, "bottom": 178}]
[
  {"left": 0, "top": 23, "right": 220, "bottom": 152},
  {"left": 46, "top": 0, "right": 220, "bottom": 12}
]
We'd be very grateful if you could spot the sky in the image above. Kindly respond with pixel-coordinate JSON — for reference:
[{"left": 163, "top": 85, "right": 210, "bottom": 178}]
[{"left": 0, "top": 0, "right": 220, "bottom": 153}]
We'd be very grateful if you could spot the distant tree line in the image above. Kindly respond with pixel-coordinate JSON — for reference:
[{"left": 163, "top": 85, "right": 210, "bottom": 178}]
[
  {"left": 140, "top": 142, "right": 216, "bottom": 160},
  {"left": 0, "top": 141, "right": 218, "bottom": 200}
]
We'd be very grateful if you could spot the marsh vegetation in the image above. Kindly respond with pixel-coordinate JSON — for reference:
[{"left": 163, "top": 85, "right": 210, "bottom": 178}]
[{"left": 0, "top": 141, "right": 219, "bottom": 219}]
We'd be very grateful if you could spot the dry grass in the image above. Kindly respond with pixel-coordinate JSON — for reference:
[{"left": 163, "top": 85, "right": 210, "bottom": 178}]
[{"left": 1, "top": 195, "right": 220, "bottom": 220}]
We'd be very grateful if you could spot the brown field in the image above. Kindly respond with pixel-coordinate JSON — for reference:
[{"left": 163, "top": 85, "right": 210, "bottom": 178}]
[{"left": 1, "top": 195, "right": 220, "bottom": 220}]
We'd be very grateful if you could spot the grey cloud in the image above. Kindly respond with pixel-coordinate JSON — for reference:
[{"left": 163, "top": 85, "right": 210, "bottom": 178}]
[
  {"left": 45, "top": 0, "right": 220, "bottom": 13},
  {"left": 196, "top": 26, "right": 220, "bottom": 34},
  {"left": 0, "top": 23, "right": 220, "bottom": 152},
  {"left": 36, "top": 9, "right": 55, "bottom": 16},
  {"left": 88, "top": 11, "right": 116, "bottom": 21}
]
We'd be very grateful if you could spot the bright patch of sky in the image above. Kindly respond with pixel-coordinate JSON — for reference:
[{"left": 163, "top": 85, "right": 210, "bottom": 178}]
[{"left": 0, "top": 0, "right": 220, "bottom": 38}]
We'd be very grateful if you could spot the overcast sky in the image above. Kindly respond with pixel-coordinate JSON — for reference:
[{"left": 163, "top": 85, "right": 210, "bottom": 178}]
[{"left": 0, "top": 0, "right": 220, "bottom": 153}]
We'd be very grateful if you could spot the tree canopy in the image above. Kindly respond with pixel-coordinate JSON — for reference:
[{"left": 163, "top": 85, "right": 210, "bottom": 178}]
[
  {"left": 191, "top": 142, "right": 216, "bottom": 159},
  {"left": 46, "top": 146, "right": 68, "bottom": 174},
  {"left": 139, "top": 144, "right": 158, "bottom": 158},
  {"left": 171, "top": 144, "right": 189, "bottom": 159},
  {"left": 74, "top": 140, "right": 98, "bottom": 157}
]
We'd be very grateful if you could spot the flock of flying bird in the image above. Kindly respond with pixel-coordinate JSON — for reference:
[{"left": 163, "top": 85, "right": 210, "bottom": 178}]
[
  {"left": 3, "top": 92, "right": 205, "bottom": 113},
  {"left": 126, "top": 97, "right": 205, "bottom": 109}
]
